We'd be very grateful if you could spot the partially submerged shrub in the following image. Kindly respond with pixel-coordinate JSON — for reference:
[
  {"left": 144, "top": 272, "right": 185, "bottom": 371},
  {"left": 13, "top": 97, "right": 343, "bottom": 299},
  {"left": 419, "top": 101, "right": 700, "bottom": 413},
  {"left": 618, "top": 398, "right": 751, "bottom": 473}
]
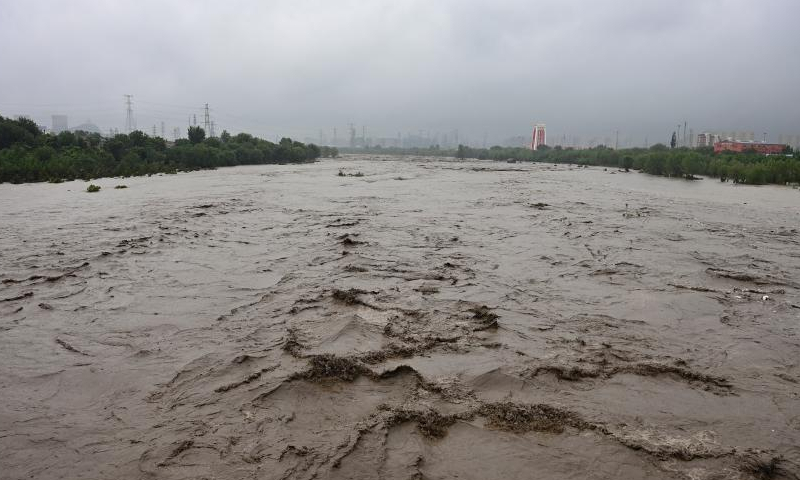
[
  {"left": 382, "top": 406, "right": 460, "bottom": 438},
  {"left": 337, "top": 170, "right": 364, "bottom": 177},
  {"left": 86, "top": 184, "right": 101, "bottom": 193},
  {"left": 469, "top": 305, "right": 499, "bottom": 330},
  {"left": 331, "top": 288, "right": 372, "bottom": 305},
  {"left": 738, "top": 455, "right": 786, "bottom": 479},
  {"left": 479, "top": 402, "right": 587, "bottom": 434},
  {"left": 292, "top": 354, "right": 371, "bottom": 382}
]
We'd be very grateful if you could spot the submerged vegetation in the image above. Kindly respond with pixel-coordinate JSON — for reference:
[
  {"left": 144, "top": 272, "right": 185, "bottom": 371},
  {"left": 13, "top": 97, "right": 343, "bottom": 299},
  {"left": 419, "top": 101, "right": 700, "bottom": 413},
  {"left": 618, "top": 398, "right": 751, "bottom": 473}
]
[
  {"left": 0, "top": 114, "right": 338, "bottom": 184},
  {"left": 337, "top": 169, "right": 364, "bottom": 177}
]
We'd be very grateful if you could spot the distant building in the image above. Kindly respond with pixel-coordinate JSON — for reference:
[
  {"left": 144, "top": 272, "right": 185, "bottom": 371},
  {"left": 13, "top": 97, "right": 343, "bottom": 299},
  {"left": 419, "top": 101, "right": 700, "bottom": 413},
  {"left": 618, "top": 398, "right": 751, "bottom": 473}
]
[
  {"left": 731, "top": 131, "right": 755, "bottom": 142},
  {"left": 778, "top": 134, "right": 800, "bottom": 150},
  {"left": 501, "top": 135, "right": 529, "bottom": 148},
  {"left": 401, "top": 134, "right": 437, "bottom": 149},
  {"left": 530, "top": 123, "right": 546, "bottom": 150},
  {"left": 71, "top": 121, "right": 102, "bottom": 135},
  {"left": 696, "top": 132, "right": 716, "bottom": 147},
  {"left": 52, "top": 115, "right": 68, "bottom": 134},
  {"left": 375, "top": 137, "right": 402, "bottom": 148},
  {"left": 714, "top": 141, "right": 786, "bottom": 155}
]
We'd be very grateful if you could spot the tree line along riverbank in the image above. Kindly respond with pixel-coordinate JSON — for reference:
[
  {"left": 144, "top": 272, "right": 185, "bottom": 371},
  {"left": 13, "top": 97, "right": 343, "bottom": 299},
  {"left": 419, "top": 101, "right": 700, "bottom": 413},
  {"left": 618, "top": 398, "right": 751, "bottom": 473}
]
[
  {"left": 456, "top": 144, "right": 800, "bottom": 185},
  {"left": 339, "top": 143, "right": 800, "bottom": 185},
  {"left": 0, "top": 115, "right": 337, "bottom": 184}
]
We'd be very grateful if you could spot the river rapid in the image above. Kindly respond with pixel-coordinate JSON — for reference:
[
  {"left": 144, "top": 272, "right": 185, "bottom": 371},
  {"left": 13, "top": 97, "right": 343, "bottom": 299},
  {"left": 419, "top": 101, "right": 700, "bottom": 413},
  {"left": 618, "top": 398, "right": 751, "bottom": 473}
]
[{"left": 1, "top": 155, "right": 799, "bottom": 479}]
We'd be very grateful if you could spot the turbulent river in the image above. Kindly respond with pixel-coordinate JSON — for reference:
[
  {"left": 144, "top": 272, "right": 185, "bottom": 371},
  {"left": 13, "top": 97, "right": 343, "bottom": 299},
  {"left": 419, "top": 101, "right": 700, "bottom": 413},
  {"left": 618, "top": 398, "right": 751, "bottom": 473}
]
[{"left": 1, "top": 155, "right": 799, "bottom": 479}]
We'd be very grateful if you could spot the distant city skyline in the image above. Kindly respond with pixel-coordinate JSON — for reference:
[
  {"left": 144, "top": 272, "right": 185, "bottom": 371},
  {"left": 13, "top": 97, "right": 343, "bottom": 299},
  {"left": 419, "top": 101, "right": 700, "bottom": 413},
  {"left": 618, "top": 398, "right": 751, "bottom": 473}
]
[
  {"left": 11, "top": 107, "right": 799, "bottom": 151},
  {"left": 1, "top": 1, "right": 798, "bottom": 146}
]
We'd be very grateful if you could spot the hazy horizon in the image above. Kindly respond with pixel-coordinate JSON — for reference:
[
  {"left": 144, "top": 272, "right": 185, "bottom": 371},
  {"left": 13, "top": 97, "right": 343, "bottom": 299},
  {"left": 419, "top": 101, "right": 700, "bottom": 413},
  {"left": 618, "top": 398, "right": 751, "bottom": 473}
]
[{"left": 1, "top": 0, "right": 798, "bottom": 146}]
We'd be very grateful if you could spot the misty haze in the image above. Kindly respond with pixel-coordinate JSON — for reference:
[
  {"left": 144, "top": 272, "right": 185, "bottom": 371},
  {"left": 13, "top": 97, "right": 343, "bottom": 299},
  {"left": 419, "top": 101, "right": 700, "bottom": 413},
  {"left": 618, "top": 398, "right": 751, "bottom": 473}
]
[{"left": 1, "top": 1, "right": 799, "bottom": 479}]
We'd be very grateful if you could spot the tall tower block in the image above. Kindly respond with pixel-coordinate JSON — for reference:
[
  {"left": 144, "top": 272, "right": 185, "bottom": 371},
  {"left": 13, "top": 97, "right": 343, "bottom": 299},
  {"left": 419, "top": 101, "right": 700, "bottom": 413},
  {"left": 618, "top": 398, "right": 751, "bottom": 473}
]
[
  {"left": 52, "top": 115, "right": 68, "bottom": 134},
  {"left": 531, "top": 123, "right": 547, "bottom": 150}
]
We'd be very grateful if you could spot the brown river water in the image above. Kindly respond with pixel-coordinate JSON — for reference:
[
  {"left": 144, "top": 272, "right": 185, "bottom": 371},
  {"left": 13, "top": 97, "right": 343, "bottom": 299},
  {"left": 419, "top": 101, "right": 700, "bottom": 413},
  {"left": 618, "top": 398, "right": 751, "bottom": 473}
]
[{"left": 1, "top": 155, "right": 799, "bottom": 479}]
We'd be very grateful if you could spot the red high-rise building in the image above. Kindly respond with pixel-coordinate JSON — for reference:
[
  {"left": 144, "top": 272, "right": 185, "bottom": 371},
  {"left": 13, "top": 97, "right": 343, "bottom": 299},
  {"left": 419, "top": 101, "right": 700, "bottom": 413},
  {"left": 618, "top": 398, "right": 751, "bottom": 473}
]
[{"left": 531, "top": 124, "right": 546, "bottom": 150}]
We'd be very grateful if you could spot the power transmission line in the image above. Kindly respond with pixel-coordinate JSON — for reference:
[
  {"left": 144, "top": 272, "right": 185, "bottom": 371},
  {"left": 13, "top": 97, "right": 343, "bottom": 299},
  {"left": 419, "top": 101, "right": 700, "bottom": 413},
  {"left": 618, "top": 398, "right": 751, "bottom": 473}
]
[
  {"left": 203, "top": 103, "right": 211, "bottom": 135},
  {"left": 124, "top": 94, "right": 134, "bottom": 133}
]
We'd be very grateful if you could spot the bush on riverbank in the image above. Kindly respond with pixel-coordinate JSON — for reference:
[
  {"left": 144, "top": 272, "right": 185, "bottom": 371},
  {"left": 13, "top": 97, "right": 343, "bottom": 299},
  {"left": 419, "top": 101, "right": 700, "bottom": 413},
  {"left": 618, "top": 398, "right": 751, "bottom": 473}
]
[
  {"left": 455, "top": 144, "right": 800, "bottom": 185},
  {"left": 0, "top": 115, "right": 334, "bottom": 184},
  {"left": 339, "top": 143, "right": 798, "bottom": 185}
]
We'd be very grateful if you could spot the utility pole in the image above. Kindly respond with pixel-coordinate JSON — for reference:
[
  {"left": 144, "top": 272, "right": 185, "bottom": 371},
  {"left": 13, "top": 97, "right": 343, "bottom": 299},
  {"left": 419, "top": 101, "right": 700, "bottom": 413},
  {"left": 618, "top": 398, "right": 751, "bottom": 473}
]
[
  {"left": 124, "top": 94, "right": 134, "bottom": 133},
  {"left": 348, "top": 123, "right": 355, "bottom": 148},
  {"left": 152, "top": 124, "right": 156, "bottom": 136},
  {"left": 161, "top": 121, "right": 165, "bottom": 138},
  {"left": 210, "top": 121, "right": 216, "bottom": 138},
  {"left": 683, "top": 121, "right": 687, "bottom": 147},
  {"left": 193, "top": 114, "right": 197, "bottom": 127},
  {"left": 203, "top": 104, "right": 211, "bottom": 134}
]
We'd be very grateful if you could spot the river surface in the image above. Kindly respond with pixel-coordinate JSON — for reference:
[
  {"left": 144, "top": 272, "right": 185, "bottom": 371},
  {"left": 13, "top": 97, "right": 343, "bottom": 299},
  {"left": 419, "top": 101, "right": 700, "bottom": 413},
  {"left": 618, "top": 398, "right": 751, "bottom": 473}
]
[{"left": 1, "top": 155, "right": 799, "bottom": 479}]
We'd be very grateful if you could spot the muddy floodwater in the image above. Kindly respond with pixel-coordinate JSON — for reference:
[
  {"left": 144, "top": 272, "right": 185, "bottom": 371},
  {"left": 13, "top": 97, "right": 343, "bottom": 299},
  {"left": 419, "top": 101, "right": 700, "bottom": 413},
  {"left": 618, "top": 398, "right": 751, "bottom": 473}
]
[{"left": 1, "top": 155, "right": 799, "bottom": 479}]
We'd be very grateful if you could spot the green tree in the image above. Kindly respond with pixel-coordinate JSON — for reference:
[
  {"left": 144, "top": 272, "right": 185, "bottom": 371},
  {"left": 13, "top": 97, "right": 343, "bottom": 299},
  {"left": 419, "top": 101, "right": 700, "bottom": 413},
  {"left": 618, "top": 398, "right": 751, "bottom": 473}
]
[
  {"left": 188, "top": 126, "right": 206, "bottom": 145},
  {"left": 15, "top": 116, "right": 42, "bottom": 137}
]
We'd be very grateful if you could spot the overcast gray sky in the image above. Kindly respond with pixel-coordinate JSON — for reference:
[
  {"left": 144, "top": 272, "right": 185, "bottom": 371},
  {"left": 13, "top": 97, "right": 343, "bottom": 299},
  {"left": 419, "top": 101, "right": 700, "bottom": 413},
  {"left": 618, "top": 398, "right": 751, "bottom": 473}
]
[{"left": 1, "top": 0, "right": 798, "bottom": 146}]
